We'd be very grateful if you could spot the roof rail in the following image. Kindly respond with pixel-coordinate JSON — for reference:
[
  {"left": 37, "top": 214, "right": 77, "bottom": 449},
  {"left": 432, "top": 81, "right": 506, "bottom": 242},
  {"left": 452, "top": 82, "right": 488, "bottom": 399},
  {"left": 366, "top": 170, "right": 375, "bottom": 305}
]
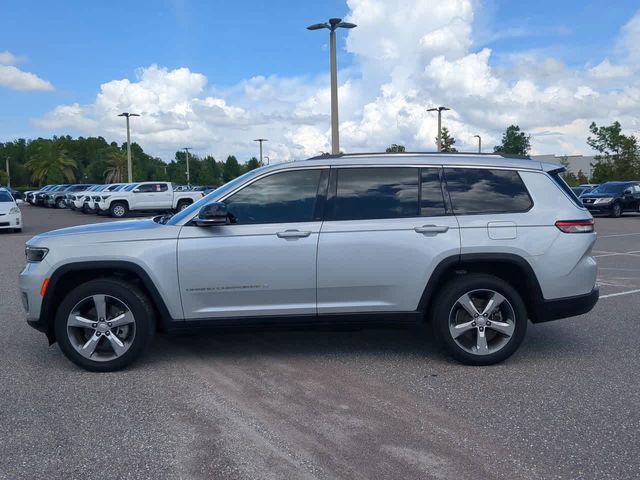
[{"left": 306, "top": 151, "right": 532, "bottom": 161}]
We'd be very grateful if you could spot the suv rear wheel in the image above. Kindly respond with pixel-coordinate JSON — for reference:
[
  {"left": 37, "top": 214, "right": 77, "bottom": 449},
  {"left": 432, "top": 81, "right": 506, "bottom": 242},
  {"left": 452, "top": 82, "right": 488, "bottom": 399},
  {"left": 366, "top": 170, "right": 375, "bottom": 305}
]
[
  {"left": 54, "top": 279, "right": 155, "bottom": 371},
  {"left": 433, "top": 274, "right": 527, "bottom": 365}
]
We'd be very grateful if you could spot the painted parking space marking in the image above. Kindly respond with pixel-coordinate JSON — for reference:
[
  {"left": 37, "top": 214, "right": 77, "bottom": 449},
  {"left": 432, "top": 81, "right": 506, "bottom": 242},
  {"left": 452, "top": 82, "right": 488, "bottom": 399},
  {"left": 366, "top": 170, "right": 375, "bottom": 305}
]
[{"left": 599, "top": 289, "right": 640, "bottom": 299}]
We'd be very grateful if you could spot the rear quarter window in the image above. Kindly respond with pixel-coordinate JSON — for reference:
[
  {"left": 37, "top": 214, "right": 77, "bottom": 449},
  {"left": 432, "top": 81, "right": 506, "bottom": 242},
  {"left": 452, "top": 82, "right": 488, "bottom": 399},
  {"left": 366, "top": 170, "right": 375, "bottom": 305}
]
[
  {"left": 549, "top": 171, "right": 583, "bottom": 208},
  {"left": 444, "top": 168, "right": 533, "bottom": 214}
]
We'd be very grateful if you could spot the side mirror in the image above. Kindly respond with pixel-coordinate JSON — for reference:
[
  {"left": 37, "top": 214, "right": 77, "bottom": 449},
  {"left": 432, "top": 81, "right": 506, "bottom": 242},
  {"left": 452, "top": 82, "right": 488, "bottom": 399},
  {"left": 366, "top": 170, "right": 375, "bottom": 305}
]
[
  {"left": 133, "top": 188, "right": 141, "bottom": 193},
  {"left": 193, "top": 202, "right": 228, "bottom": 227}
]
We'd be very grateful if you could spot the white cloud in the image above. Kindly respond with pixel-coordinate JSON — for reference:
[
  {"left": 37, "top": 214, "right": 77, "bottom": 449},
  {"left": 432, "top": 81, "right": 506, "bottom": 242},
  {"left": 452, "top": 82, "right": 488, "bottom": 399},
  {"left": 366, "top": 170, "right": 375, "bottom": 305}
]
[
  {"left": 589, "top": 58, "right": 632, "bottom": 79},
  {"left": 0, "top": 65, "right": 54, "bottom": 92},
  {"left": 0, "top": 51, "right": 19, "bottom": 65},
  {"left": 33, "top": 2, "right": 640, "bottom": 160}
]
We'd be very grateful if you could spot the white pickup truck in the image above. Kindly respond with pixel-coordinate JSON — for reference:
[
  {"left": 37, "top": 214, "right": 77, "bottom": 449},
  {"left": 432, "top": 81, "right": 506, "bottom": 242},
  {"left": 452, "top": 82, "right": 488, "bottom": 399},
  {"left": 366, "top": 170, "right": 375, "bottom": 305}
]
[{"left": 93, "top": 182, "right": 204, "bottom": 218}]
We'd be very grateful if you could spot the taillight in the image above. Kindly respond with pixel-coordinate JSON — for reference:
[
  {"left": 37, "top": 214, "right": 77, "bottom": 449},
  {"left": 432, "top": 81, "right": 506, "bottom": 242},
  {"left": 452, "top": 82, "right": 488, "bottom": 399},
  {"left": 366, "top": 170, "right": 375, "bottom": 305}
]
[{"left": 555, "top": 219, "right": 594, "bottom": 233}]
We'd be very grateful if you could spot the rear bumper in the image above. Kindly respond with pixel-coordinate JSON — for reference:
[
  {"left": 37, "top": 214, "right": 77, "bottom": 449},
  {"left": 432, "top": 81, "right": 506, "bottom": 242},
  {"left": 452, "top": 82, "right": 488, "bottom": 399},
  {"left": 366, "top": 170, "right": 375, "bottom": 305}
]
[{"left": 532, "top": 287, "right": 599, "bottom": 323}]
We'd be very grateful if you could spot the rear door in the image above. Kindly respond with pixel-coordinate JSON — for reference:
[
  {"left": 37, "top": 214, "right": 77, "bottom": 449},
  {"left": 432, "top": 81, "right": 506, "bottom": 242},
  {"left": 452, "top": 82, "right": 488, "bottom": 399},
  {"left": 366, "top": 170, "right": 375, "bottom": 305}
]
[{"left": 317, "top": 166, "right": 460, "bottom": 314}]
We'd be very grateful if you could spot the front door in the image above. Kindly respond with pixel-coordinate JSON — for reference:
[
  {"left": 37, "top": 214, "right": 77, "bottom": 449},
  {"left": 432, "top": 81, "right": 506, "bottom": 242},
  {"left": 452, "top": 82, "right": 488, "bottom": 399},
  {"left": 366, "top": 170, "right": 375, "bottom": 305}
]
[
  {"left": 317, "top": 166, "right": 461, "bottom": 314},
  {"left": 178, "top": 168, "right": 328, "bottom": 319}
]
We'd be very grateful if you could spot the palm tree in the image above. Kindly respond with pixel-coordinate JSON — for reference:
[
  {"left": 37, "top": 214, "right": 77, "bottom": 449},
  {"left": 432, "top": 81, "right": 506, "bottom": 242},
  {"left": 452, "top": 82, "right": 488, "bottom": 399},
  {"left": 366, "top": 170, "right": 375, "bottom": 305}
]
[
  {"left": 104, "top": 148, "right": 127, "bottom": 183},
  {"left": 25, "top": 145, "right": 77, "bottom": 185}
]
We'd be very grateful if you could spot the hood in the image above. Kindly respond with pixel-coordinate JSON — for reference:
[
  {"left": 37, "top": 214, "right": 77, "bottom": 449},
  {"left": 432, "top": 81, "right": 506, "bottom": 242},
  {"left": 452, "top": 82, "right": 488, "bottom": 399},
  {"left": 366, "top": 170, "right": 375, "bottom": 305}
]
[
  {"left": 28, "top": 218, "right": 179, "bottom": 246},
  {"left": 0, "top": 202, "right": 16, "bottom": 213},
  {"left": 581, "top": 192, "right": 619, "bottom": 199}
]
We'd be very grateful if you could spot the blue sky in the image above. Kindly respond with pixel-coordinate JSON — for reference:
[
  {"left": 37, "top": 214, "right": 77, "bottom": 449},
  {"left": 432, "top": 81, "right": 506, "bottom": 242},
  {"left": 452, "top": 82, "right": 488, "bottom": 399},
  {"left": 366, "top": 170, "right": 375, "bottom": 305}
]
[{"left": 2, "top": 0, "right": 640, "bottom": 159}]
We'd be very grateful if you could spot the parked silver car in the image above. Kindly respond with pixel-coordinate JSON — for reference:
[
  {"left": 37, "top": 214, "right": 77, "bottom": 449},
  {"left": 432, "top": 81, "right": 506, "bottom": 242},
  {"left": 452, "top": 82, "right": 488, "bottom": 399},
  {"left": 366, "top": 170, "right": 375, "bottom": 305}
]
[{"left": 20, "top": 153, "right": 598, "bottom": 371}]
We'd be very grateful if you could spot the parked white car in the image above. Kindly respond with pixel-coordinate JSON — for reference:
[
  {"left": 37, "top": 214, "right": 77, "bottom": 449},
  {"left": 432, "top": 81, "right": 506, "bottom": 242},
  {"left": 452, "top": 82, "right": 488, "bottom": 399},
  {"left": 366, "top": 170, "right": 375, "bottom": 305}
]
[
  {"left": 0, "top": 188, "right": 22, "bottom": 232},
  {"left": 94, "top": 181, "right": 204, "bottom": 217}
]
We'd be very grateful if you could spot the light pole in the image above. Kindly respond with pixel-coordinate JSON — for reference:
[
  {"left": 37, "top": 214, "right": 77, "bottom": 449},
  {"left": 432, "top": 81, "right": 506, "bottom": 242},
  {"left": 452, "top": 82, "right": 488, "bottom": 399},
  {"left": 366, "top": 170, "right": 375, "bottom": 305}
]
[
  {"left": 307, "top": 18, "right": 357, "bottom": 155},
  {"left": 5, "top": 157, "right": 10, "bottom": 187},
  {"left": 254, "top": 138, "right": 267, "bottom": 165},
  {"left": 117, "top": 112, "right": 140, "bottom": 182},
  {"left": 427, "top": 106, "right": 450, "bottom": 151},
  {"left": 183, "top": 147, "right": 192, "bottom": 186},
  {"left": 473, "top": 135, "right": 482, "bottom": 153},
  {"left": 264, "top": 156, "right": 270, "bottom": 165}
]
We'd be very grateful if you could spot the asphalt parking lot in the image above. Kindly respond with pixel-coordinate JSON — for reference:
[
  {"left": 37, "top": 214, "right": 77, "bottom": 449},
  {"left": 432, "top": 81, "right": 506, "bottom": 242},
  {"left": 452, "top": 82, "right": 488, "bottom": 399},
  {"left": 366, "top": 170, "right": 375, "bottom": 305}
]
[{"left": 1, "top": 206, "right": 639, "bottom": 480}]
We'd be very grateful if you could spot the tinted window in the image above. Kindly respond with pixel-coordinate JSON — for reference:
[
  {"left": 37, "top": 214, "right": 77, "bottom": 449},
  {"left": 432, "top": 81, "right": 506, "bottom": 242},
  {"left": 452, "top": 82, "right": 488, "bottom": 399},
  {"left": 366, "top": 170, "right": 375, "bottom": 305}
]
[
  {"left": 421, "top": 168, "right": 446, "bottom": 216},
  {"left": 0, "top": 192, "right": 13, "bottom": 202},
  {"left": 332, "top": 167, "right": 419, "bottom": 220},
  {"left": 444, "top": 168, "right": 532, "bottom": 214},
  {"left": 225, "top": 169, "right": 322, "bottom": 224},
  {"left": 136, "top": 184, "right": 156, "bottom": 193}
]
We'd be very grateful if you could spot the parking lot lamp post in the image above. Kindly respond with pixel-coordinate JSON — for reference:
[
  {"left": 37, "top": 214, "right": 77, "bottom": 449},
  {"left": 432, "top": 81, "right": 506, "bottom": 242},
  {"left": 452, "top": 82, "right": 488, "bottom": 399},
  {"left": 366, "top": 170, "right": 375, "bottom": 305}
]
[
  {"left": 117, "top": 112, "right": 140, "bottom": 182},
  {"left": 427, "top": 107, "right": 450, "bottom": 151},
  {"left": 183, "top": 147, "right": 192, "bottom": 186},
  {"left": 254, "top": 138, "right": 268, "bottom": 165},
  {"left": 473, "top": 135, "right": 482, "bottom": 153},
  {"left": 5, "top": 157, "right": 10, "bottom": 187},
  {"left": 307, "top": 18, "right": 357, "bottom": 155}
]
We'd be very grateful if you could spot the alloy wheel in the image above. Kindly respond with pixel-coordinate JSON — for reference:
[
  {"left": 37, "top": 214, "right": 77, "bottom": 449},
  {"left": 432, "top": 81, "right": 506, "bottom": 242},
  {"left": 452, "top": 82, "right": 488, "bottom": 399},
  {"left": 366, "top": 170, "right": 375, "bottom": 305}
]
[
  {"left": 66, "top": 295, "right": 136, "bottom": 361},
  {"left": 113, "top": 205, "right": 126, "bottom": 217},
  {"left": 448, "top": 289, "right": 516, "bottom": 356}
]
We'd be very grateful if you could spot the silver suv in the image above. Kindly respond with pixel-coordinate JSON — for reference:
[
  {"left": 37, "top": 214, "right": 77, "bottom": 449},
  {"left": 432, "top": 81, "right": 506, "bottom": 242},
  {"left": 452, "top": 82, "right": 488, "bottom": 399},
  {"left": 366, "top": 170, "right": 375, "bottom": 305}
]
[{"left": 19, "top": 153, "right": 598, "bottom": 371}]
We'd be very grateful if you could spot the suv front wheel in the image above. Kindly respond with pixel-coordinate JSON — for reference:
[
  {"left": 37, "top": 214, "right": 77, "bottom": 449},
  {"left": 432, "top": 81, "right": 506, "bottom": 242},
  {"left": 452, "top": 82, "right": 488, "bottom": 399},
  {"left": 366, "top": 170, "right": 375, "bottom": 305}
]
[
  {"left": 54, "top": 278, "right": 155, "bottom": 371},
  {"left": 433, "top": 274, "right": 527, "bottom": 366}
]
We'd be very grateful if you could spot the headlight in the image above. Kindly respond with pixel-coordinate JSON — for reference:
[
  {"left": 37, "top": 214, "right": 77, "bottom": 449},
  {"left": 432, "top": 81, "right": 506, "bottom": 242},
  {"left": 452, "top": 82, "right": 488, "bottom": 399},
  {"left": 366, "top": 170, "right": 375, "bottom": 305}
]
[
  {"left": 594, "top": 197, "right": 613, "bottom": 204},
  {"left": 9, "top": 207, "right": 20, "bottom": 214},
  {"left": 25, "top": 246, "right": 49, "bottom": 263},
  {"left": 101, "top": 195, "right": 110, "bottom": 200}
]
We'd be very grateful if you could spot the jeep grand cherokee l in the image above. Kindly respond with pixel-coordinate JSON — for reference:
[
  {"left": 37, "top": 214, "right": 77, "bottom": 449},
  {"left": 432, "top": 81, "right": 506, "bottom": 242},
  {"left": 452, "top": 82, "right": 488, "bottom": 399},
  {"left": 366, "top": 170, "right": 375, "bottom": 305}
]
[{"left": 20, "top": 153, "right": 598, "bottom": 371}]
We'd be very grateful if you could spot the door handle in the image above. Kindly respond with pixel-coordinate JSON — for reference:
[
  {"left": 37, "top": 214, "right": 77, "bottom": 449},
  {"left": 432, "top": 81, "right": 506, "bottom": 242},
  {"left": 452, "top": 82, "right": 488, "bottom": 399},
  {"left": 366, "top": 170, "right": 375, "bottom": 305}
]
[
  {"left": 277, "top": 230, "right": 312, "bottom": 238},
  {"left": 414, "top": 225, "right": 449, "bottom": 234}
]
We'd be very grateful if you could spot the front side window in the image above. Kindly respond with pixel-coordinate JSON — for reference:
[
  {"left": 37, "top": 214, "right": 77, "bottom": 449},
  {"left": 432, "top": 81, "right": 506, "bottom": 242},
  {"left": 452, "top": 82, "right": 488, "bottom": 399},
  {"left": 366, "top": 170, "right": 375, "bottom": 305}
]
[
  {"left": 331, "top": 167, "right": 420, "bottom": 220},
  {"left": 444, "top": 168, "right": 533, "bottom": 214},
  {"left": 224, "top": 169, "right": 322, "bottom": 224}
]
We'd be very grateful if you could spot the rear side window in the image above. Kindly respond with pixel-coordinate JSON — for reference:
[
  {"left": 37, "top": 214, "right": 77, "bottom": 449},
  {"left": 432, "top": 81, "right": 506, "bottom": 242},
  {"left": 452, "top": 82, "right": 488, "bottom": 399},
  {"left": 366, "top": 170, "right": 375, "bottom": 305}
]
[
  {"left": 549, "top": 171, "right": 582, "bottom": 208},
  {"left": 332, "top": 167, "right": 419, "bottom": 220},
  {"left": 421, "top": 168, "right": 447, "bottom": 216},
  {"left": 444, "top": 168, "right": 533, "bottom": 214}
]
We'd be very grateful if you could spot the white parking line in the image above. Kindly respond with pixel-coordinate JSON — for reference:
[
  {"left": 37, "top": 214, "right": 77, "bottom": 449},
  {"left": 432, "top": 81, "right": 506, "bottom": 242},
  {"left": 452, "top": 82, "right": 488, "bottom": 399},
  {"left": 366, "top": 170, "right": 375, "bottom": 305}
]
[
  {"left": 594, "top": 250, "right": 640, "bottom": 258},
  {"left": 599, "top": 232, "right": 640, "bottom": 238},
  {"left": 599, "top": 289, "right": 640, "bottom": 299}
]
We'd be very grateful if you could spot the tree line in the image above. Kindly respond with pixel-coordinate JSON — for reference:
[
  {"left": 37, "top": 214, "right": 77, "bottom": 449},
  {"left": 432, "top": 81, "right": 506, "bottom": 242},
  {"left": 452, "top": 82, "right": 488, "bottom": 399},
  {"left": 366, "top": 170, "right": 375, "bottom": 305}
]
[
  {"left": 0, "top": 135, "right": 261, "bottom": 189},
  {"left": 386, "top": 122, "right": 640, "bottom": 185}
]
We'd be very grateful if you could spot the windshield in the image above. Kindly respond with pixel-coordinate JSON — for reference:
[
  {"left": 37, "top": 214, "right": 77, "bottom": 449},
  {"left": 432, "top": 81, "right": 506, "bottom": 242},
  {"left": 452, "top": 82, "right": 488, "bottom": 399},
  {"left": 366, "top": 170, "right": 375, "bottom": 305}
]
[
  {"left": 106, "top": 184, "right": 123, "bottom": 191},
  {"left": 590, "top": 183, "right": 630, "bottom": 194},
  {"left": 0, "top": 192, "right": 14, "bottom": 202},
  {"left": 124, "top": 183, "right": 138, "bottom": 191},
  {"left": 166, "top": 166, "right": 269, "bottom": 225}
]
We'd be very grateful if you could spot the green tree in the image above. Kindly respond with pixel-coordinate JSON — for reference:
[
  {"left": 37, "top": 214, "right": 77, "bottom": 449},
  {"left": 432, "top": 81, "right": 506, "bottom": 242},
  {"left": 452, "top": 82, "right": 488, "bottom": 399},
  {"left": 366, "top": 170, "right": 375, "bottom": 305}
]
[
  {"left": 245, "top": 157, "right": 261, "bottom": 172},
  {"left": 587, "top": 121, "right": 639, "bottom": 183},
  {"left": 223, "top": 155, "right": 241, "bottom": 182},
  {"left": 25, "top": 144, "right": 77, "bottom": 184},
  {"left": 438, "top": 128, "right": 457, "bottom": 152},
  {"left": 494, "top": 125, "right": 531, "bottom": 155},
  {"left": 577, "top": 170, "right": 589, "bottom": 184},
  {"left": 385, "top": 144, "right": 406, "bottom": 153},
  {"left": 104, "top": 148, "right": 127, "bottom": 183},
  {"left": 0, "top": 169, "right": 8, "bottom": 185}
]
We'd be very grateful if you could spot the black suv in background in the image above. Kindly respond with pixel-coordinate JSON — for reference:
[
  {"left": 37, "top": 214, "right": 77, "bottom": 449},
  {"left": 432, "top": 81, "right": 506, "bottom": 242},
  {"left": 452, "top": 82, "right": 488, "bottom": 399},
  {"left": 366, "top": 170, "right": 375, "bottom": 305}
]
[{"left": 581, "top": 181, "right": 640, "bottom": 217}]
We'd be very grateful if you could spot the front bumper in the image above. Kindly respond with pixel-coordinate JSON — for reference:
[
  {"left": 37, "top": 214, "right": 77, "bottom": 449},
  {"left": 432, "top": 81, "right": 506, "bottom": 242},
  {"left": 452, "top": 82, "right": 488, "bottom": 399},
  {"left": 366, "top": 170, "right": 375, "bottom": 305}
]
[
  {"left": 0, "top": 212, "right": 21, "bottom": 229},
  {"left": 532, "top": 287, "right": 599, "bottom": 323},
  {"left": 583, "top": 201, "right": 613, "bottom": 213}
]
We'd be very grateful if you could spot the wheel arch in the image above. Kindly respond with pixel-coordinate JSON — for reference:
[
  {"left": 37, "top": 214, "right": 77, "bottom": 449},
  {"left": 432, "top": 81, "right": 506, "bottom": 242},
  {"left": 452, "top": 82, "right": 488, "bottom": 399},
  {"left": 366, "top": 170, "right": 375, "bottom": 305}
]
[
  {"left": 41, "top": 261, "right": 173, "bottom": 343},
  {"left": 418, "top": 253, "right": 545, "bottom": 323}
]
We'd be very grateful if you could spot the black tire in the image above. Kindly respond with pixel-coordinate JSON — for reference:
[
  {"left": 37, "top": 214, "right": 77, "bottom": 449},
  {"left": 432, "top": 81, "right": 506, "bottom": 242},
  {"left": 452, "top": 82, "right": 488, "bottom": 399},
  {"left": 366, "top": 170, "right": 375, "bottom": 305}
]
[
  {"left": 54, "top": 278, "right": 155, "bottom": 372},
  {"left": 174, "top": 199, "right": 191, "bottom": 213},
  {"left": 432, "top": 273, "right": 528, "bottom": 366},
  {"left": 13, "top": 228, "right": 22, "bottom": 233},
  {"left": 109, "top": 201, "right": 128, "bottom": 218},
  {"left": 56, "top": 198, "right": 66, "bottom": 209},
  {"left": 610, "top": 202, "right": 622, "bottom": 217}
]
